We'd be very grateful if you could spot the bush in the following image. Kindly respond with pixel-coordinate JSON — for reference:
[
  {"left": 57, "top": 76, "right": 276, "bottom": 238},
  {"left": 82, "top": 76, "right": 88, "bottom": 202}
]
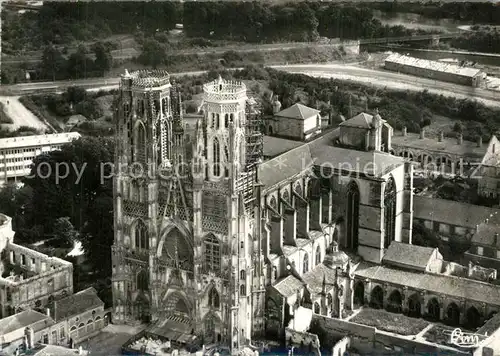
[
  {"left": 75, "top": 99, "right": 103, "bottom": 120},
  {"left": 185, "top": 102, "right": 199, "bottom": 114}
]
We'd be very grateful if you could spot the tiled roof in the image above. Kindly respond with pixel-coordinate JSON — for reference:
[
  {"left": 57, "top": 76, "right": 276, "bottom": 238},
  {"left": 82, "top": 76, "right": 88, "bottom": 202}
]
[
  {"left": 471, "top": 210, "right": 500, "bottom": 246},
  {"left": 272, "top": 275, "right": 304, "bottom": 297},
  {"left": 258, "top": 144, "right": 314, "bottom": 188},
  {"left": 480, "top": 136, "right": 500, "bottom": 166},
  {"left": 275, "top": 103, "right": 320, "bottom": 120},
  {"left": 413, "top": 195, "right": 496, "bottom": 229},
  {"left": 0, "top": 309, "right": 51, "bottom": 336},
  {"left": 302, "top": 263, "right": 338, "bottom": 295},
  {"left": 33, "top": 344, "right": 88, "bottom": 356},
  {"left": 385, "top": 54, "right": 483, "bottom": 78},
  {"left": 391, "top": 132, "right": 486, "bottom": 159},
  {"left": 383, "top": 241, "right": 437, "bottom": 271},
  {"left": 53, "top": 287, "right": 104, "bottom": 321},
  {"left": 354, "top": 263, "right": 500, "bottom": 306},
  {"left": 263, "top": 135, "right": 304, "bottom": 158},
  {"left": 339, "top": 113, "right": 374, "bottom": 129}
]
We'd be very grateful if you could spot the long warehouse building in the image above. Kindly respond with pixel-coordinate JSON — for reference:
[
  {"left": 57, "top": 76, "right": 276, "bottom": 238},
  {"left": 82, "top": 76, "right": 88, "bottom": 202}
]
[{"left": 385, "top": 53, "right": 486, "bottom": 87}]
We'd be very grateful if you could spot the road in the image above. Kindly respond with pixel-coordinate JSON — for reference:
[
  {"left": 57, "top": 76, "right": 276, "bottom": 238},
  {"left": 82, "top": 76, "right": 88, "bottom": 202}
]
[
  {"left": 273, "top": 64, "right": 500, "bottom": 107},
  {"left": 0, "top": 96, "right": 49, "bottom": 132},
  {"left": 2, "top": 63, "right": 499, "bottom": 132}
]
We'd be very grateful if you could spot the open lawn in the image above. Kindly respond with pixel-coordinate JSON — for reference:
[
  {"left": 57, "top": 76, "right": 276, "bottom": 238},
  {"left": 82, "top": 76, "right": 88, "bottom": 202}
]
[{"left": 350, "top": 308, "right": 430, "bottom": 336}]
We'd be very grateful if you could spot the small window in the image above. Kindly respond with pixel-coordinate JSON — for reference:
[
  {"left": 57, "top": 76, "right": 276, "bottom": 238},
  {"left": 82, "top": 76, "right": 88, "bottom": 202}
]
[{"left": 477, "top": 246, "right": 484, "bottom": 256}]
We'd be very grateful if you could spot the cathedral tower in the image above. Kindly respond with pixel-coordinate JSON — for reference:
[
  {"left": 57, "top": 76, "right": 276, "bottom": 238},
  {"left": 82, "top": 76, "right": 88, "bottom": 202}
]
[{"left": 112, "top": 71, "right": 262, "bottom": 352}]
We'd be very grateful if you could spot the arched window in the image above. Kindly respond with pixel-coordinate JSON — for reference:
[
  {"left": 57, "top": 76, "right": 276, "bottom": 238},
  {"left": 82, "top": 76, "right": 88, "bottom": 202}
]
[
  {"left": 124, "top": 103, "right": 130, "bottom": 118},
  {"left": 268, "top": 126, "right": 273, "bottom": 135},
  {"left": 315, "top": 245, "right": 321, "bottom": 266},
  {"left": 240, "top": 270, "right": 246, "bottom": 280},
  {"left": 216, "top": 114, "right": 220, "bottom": 129},
  {"left": 137, "top": 269, "right": 149, "bottom": 291},
  {"left": 131, "top": 180, "right": 140, "bottom": 201},
  {"left": 272, "top": 266, "right": 278, "bottom": 280},
  {"left": 135, "top": 220, "right": 148, "bottom": 250},
  {"left": 269, "top": 196, "right": 278, "bottom": 211},
  {"left": 225, "top": 114, "right": 229, "bottom": 128},
  {"left": 211, "top": 113, "right": 215, "bottom": 129},
  {"left": 135, "top": 122, "right": 147, "bottom": 163},
  {"left": 230, "top": 113, "right": 234, "bottom": 124},
  {"left": 346, "top": 181, "right": 360, "bottom": 250},
  {"left": 213, "top": 138, "right": 221, "bottom": 177},
  {"left": 282, "top": 190, "right": 290, "bottom": 203},
  {"left": 205, "top": 235, "right": 221, "bottom": 273},
  {"left": 240, "top": 285, "right": 246, "bottom": 295},
  {"left": 302, "top": 253, "right": 309, "bottom": 274},
  {"left": 384, "top": 177, "right": 397, "bottom": 248},
  {"left": 314, "top": 302, "right": 320, "bottom": 314},
  {"left": 208, "top": 287, "right": 220, "bottom": 308},
  {"left": 224, "top": 145, "right": 229, "bottom": 177}
]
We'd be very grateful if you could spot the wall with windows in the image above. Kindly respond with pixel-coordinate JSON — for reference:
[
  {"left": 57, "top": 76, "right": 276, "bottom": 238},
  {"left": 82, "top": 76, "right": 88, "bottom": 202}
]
[
  {"left": 0, "top": 242, "right": 73, "bottom": 318},
  {"left": 67, "top": 307, "right": 106, "bottom": 344}
]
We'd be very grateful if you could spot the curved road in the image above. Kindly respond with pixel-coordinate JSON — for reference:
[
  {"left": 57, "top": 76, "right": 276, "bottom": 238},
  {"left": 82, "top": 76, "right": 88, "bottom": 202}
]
[
  {"left": 0, "top": 96, "right": 49, "bottom": 131},
  {"left": 273, "top": 64, "right": 500, "bottom": 107}
]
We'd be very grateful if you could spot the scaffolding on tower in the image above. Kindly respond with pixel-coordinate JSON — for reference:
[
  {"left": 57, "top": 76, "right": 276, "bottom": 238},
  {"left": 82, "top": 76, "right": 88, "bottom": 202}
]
[{"left": 236, "top": 92, "right": 264, "bottom": 215}]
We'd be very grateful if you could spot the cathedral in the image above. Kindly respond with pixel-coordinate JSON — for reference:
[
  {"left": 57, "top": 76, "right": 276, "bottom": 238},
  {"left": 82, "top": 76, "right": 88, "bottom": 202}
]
[{"left": 110, "top": 69, "right": 415, "bottom": 351}]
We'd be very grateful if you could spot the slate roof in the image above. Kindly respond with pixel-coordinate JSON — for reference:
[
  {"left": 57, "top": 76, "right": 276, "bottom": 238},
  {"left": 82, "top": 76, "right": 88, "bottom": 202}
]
[
  {"left": 382, "top": 241, "right": 437, "bottom": 272},
  {"left": 339, "top": 113, "right": 374, "bottom": 129},
  {"left": 32, "top": 344, "right": 88, "bottom": 356},
  {"left": 354, "top": 263, "right": 500, "bottom": 306},
  {"left": 275, "top": 103, "right": 320, "bottom": 120},
  {"left": 385, "top": 53, "right": 483, "bottom": 78},
  {"left": 272, "top": 275, "right": 304, "bottom": 297},
  {"left": 471, "top": 210, "right": 500, "bottom": 246},
  {"left": 53, "top": 287, "right": 104, "bottom": 321},
  {"left": 413, "top": 195, "right": 496, "bottom": 229},
  {"left": 391, "top": 132, "right": 486, "bottom": 159},
  {"left": 0, "top": 309, "right": 52, "bottom": 336},
  {"left": 263, "top": 135, "right": 304, "bottom": 158},
  {"left": 257, "top": 129, "right": 405, "bottom": 189},
  {"left": 480, "top": 136, "right": 500, "bottom": 166},
  {"left": 302, "top": 263, "right": 338, "bottom": 295}
]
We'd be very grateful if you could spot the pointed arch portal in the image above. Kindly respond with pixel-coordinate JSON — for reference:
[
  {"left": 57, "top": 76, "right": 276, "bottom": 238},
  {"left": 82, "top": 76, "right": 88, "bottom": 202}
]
[{"left": 163, "top": 291, "right": 193, "bottom": 323}]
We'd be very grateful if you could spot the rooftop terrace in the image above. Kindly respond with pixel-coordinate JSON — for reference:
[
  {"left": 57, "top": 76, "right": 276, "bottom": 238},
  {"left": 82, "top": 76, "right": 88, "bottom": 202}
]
[
  {"left": 121, "top": 69, "right": 171, "bottom": 89},
  {"left": 203, "top": 76, "right": 247, "bottom": 102},
  {"left": 0, "top": 132, "right": 81, "bottom": 150}
]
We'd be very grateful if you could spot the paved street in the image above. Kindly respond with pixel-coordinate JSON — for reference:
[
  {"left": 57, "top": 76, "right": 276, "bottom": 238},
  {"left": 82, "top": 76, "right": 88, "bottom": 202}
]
[
  {"left": 0, "top": 96, "right": 48, "bottom": 131},
  {"left": 273, "top": 64, "right": 500, "bottom": 107},
  {"left": 78, "top": 324, "right": 146, "bottom": 356}
]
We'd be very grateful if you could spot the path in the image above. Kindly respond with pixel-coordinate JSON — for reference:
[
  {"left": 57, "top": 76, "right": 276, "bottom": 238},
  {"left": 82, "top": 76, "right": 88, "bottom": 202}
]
[{"left": 0, "top": 96, "right": 48, "bottom": 131}]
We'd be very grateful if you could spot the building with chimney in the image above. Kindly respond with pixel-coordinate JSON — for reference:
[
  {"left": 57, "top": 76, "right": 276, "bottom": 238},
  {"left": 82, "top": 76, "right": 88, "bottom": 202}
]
[{"left": 111, "top": 70, "right": 500, "bottom": 355}]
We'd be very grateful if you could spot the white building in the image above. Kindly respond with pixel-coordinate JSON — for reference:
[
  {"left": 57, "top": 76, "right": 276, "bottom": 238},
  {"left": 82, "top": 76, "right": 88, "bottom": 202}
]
[{"left": 0, "top": 133, "right": 81, "bottom": 185}]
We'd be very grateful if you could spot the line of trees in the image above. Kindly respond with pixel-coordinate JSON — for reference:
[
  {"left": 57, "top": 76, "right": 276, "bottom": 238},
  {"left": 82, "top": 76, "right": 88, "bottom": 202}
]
[{"left": 40, "top": 42, "right": 112, "bottom": 81}]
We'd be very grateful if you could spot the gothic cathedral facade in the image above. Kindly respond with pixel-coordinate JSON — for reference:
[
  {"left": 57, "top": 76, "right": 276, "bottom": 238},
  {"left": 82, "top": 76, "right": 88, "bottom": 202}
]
[{"left": 111, "top": 70, "right": 263, "bottom": 350}]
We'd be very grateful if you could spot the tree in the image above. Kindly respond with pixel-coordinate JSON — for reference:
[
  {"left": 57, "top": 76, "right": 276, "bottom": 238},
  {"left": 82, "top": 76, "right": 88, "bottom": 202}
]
[
  {"left": 65, "top": 86, "right": 87, "bottom": 104},
  {"left": 138, "top": 39, "right": 166, "bottom": 69},
  {"left": 52, "top": 217, "right": 78, "bottom": 248},
  {"left": 92, "top": 42, "right": 113, "bottom": 75},
  {"left": 23, "top": 137, "right": 115, "bottom": 275},
  {"left": 41, "top": 45, "right": 67, "bottom": 81},
  {"left": 67, "top": 45, "right": 93, "bottom": 79}
]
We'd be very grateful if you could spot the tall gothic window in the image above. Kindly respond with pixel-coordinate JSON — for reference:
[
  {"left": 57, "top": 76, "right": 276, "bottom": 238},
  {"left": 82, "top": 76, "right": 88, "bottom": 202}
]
[
  {"left": 213, "top": 138, "right": 221, "bottom": 177},
  {"left": 216, "top": 114, "right": 220, "bottom": 130},
  {"left": 346, "top": 181, "right": 360, "bottom": 251},
  {"left": 135, "top": 220, "right": 149, "bottom": 250},
  {"left": 137, "top": 270, "right": 149, "bottom": 291},
  {"left": 205, "top": 234, "right": 221, "bottom": 273},
  {"left": 136, "top": 123, "right": 147, "bottom": 163},
  {"left": 302, "top": 253, "right": 309, "bottom": 274},
  {"left": 315, "top": 245, "right": 321, "bottom": 266},
  {"left": 384, "top": 177, "right": 397, "bottom": 248},
  {"left": 224, "top": 145, "right": 229, "bottom": 177},
  {"left": 208, "top": 287, "right": 220, "bottom": 308},
  {"left": 124, "top": 103, "right": 130, "bottom": 118},
  {"left": 225, "top": 114, "right": 229, "bottom": 128}
]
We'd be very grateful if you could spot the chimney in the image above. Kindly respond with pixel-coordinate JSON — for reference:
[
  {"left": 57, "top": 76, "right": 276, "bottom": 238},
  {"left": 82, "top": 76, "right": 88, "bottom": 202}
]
[
  {"left": 46, "top": 308, "right": 50, "bottom": 317},
  {"left": 458, "top": 133, "right": 463, "bottom": 145},
  {"left": 477, "top": 135, "right": 483, "bottom": 147},
  {"left": 438, "top": 131, "right": 444, "bottom": 142},
  {"left": 420, "top": 128, "right": 426, "bottom": 139},
  {"left": 402, "top": 126, "right": 407, "bottom": 136}
]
